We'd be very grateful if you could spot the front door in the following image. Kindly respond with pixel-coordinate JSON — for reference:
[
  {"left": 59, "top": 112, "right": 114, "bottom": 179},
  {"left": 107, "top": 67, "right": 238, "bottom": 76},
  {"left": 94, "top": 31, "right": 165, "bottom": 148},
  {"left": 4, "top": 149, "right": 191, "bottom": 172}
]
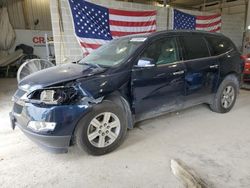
[{"left": 131, "top": 37, "right": 186, "bottom": 119}]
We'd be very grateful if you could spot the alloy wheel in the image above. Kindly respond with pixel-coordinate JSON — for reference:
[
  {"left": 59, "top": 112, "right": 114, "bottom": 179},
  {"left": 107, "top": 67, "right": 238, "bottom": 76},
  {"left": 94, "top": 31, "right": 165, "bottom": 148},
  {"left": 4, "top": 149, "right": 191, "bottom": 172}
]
[
  {"left": 221, "top": 86, "right": 235, "bottom": 109},
  {"left": 87, "top": 112, "right": 121, "bottom": 148}
]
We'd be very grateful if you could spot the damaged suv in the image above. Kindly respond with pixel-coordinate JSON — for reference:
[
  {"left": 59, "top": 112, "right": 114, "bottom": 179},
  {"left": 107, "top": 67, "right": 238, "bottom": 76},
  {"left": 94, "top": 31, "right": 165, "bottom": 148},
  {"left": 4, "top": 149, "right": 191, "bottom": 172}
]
[{"left": 10, "top": 31, "right": 243, "bottom": 155}]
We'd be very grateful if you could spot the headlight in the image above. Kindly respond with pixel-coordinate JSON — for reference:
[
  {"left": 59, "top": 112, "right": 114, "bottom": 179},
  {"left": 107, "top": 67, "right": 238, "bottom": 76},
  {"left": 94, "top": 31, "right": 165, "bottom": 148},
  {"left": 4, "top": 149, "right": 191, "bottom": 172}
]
[
  {"left": 28, "top": 87, "right": 80, "bottom": 105},
  {"left": 27, "top": 121, "right": 56, "bottom": 132},
  {"left": 40, "top": 89, "right": 65, "bottom": 104},
  {"left": 40, "top": 90, "right": 57, "bottom": 104}
]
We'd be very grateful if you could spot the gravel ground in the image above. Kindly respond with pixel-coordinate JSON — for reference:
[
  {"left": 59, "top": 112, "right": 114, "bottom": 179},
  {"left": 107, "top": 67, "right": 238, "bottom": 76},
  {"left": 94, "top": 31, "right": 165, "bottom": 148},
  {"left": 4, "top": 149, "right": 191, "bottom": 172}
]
[{"left": 1, "top": 78, "right": 250, "bottom": 188}]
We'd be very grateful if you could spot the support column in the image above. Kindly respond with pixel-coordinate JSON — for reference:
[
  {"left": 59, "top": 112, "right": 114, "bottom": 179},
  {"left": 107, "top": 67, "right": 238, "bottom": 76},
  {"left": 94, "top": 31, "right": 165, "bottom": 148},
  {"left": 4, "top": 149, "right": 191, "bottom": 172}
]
[
  {"left": 245, "top": 0, "right": 250, "bottom": 30},
  {"left": 243, "top": 1, "right": 250, "bottom": 54}
]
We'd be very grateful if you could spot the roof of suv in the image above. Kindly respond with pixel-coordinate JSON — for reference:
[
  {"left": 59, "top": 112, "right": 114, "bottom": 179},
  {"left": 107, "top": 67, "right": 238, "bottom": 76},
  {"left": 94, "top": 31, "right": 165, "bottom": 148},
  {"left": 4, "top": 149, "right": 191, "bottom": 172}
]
[
  {"left": 151, "top": 30, "right": 224, "bottom": 37},
  {"left": 119, "top": 30, "right": 227, "bottom": 42}
]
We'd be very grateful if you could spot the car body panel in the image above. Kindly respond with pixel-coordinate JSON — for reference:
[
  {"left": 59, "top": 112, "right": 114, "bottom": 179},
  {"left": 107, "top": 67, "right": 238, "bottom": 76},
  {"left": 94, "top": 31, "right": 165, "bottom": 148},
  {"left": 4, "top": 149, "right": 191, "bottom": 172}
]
[
  {"left": 77, "top": 70, "right": 131, "bottom": 99},
  {"left": 242, "top": 55, "right": 250, "bottom": 82},
  {"left": 11, "top": 101, "right": 91, "bottom": 136},
  {"left": 219, "top": 50, "right": 243, "bottom": 81},
  {"left": 184, "top": 56, "right": 220, "bottom": 97},
  {"left": 19, "top": 63, "right": 106, "bottom": 92},
  {"left": 131, "top": 62, "right": 186, "bottom": 116}
]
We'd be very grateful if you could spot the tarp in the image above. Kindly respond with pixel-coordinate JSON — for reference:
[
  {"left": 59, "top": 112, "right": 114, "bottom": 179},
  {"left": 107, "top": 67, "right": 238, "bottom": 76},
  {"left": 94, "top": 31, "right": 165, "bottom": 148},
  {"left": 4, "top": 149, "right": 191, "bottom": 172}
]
[
  {"left": 0, "top": 7, "right": 15, "bottom": 50},
  {"left": 0, "top": 49, "right": 23, "bottom": 67}
]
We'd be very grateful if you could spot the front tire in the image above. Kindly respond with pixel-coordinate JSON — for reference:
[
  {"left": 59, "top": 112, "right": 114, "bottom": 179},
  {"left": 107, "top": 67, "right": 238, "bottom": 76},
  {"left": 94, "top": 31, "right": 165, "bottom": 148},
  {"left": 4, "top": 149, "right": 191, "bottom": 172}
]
[
  {"left": 75, "top": 100, "right": 127, "bottom": 155},
  {"left": 210, "top": 74, "right": 239, "bottom": 113}
]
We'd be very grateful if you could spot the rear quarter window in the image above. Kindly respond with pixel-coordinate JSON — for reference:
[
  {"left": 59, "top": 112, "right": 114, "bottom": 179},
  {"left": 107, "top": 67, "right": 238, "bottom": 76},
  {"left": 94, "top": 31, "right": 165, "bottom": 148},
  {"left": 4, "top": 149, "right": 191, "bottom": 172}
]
[
  {"left": 206, "top": 36, "right": 234, "bottom": 56},
  {"left": 180, "top": 35, "right": 210, "bottom": 60}
]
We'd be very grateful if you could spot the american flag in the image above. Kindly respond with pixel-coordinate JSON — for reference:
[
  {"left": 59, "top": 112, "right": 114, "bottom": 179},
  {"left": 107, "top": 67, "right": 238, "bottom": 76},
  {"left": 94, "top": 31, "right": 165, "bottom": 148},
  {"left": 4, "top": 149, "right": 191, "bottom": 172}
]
[
  {"left": 68, "top": 0, "right": 157, "bottom": 54},
  {"left": 173, "top": 9, "right": 221, "bottom": 33}
]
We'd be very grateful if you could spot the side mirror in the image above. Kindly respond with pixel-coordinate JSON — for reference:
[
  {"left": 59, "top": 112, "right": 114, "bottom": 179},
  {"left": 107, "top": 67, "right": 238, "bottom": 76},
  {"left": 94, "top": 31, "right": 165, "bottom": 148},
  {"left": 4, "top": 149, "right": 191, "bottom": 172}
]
[{"left": 135, "top": 58, "right": 156, "bottom": 68}]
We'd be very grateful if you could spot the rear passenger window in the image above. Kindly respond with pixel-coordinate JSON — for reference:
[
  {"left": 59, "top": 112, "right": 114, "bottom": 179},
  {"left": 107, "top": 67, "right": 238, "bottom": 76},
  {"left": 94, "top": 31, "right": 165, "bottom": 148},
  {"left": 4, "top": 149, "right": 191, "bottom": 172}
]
[
  {"left": 180, "top": 35, "right": 210, "bottom": 60},
  {"left": 206, "top": 36, "right": 233, "bottom": 56}
]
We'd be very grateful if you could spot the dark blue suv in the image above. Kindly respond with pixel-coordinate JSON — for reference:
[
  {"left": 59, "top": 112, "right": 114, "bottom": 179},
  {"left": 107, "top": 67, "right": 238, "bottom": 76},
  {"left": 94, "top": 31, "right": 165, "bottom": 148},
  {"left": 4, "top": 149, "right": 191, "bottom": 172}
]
[{"left": 10, "top": 31, "right": 243, "bottom": 155}]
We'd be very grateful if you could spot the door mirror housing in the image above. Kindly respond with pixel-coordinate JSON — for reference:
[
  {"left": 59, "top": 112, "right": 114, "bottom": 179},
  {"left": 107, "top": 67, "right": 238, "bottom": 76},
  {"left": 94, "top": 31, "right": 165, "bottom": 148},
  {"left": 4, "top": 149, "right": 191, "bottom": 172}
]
[{"left": 135, "top": 58, "right": 156, "bottom": 68}]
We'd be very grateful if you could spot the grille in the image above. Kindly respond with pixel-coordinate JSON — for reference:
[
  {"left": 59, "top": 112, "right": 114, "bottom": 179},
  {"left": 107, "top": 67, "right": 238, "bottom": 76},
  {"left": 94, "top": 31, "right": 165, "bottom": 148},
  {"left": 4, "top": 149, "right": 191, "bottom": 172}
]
[{"left": 13, "top": 103, "right": 23, "bottom": 114}]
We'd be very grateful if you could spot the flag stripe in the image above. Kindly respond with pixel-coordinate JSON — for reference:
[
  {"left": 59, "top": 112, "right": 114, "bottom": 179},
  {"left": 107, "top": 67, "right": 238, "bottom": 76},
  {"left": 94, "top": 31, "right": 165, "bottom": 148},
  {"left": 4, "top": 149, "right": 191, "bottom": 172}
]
[
  {"left": 196, "top": 16, "right": 221, "bottom": 24},
  {"left": 80, "top": 42, "right": 101, "bottom": 49},
  {"left": 79, "top": 38, "right": 110, "bottom": 45},
  {"left": 110, "top": 24, "right": 156, "bottom": 32},
  {"left": 83, "top": 47, "right": 95, "bottom": 53},
  {"left": 209, "top": 27, "right": 221, "bottom": 32},
  {"left": 109, "top": 20, "right": 156, "bottom": 27},
  {"left": 196, "top": 26, "right": 221, "bottom": 32},
  {"left": 196, "top": 20, "right": 221, "bottom": 28},
  {"left": 111, "top": 29, "right": 156, "bottom": 37},
  {"left": 109, "top": 8, "right": 156, "bottom": 17},
  {"left": 196, "top": 14, "right": 221, "bottom": 20},
  {"left": 197, "top": 26, "right": 221, "bottom": 32},
  {"left": 109, "top": 14, "right": 156, "bottom": 22}
]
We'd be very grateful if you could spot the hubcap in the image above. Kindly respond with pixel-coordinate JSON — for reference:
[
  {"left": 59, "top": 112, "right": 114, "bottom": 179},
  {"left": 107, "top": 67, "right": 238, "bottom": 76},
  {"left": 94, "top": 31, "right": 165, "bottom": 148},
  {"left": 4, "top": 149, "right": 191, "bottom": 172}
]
[
  {"left": 221, "top": 86, "right": 235, "bottom": 109},
  {"left": 87, "top": 112, "right": 121, "bottom": 148}
]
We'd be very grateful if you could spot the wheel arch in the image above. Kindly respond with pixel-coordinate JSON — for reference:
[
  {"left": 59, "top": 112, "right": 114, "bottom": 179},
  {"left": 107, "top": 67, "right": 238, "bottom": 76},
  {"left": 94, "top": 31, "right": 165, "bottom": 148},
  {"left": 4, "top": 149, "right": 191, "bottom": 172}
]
[
  {"left": 71, "top": 91, "right": 133, "bottom": 144},
  {"left": 218, "top": 71, "right": 240, "bottom": 91},
  {"left": 104, "top": 91, "right": 134, "bottom": 129},
  {"left": 210, "top": 71, "right": 239, "bottom": 113}
]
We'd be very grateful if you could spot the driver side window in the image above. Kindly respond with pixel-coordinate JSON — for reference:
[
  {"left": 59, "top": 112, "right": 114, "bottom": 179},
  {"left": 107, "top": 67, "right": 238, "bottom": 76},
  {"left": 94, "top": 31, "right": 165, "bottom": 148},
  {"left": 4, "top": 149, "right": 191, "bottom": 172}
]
[{"left": 141, "top": 37, "right": 179, "bottom": 65}]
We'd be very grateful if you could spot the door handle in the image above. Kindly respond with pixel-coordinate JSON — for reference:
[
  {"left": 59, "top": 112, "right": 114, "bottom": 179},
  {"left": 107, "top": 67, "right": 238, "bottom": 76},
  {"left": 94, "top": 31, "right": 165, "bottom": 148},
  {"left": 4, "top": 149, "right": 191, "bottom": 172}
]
[
  {"left": 209, "top": 64, "right": 219, "bottom": 69},
  {"left": 168, "top": 64, "right": 178, "bottom": 68},
  {"left": 172, "top": 70, "right": 184, "bottom": 75},
  {"left": 156, "top": 73, "right": 166, "bottom": 77}
]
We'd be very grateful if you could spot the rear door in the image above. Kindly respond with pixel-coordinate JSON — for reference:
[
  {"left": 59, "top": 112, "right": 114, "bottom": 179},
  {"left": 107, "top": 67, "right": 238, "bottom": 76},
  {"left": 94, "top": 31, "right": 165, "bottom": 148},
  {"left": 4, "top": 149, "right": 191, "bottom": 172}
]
[
  {"left": 131, "top": 36, "right": 186, "bottom": 117},
  {"left": 179, "top": 34, "right": 220, "bottom": 102},
  {"left": 205, "top": 36, "right": 243, "bottom": 78}
]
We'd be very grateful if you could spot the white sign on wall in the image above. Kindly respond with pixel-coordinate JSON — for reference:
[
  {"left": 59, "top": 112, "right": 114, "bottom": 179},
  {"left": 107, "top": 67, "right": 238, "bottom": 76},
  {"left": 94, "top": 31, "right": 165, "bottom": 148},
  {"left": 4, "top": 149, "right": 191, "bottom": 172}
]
[{"left": 10, "top": 29, "right": 54, "bottom": 59}]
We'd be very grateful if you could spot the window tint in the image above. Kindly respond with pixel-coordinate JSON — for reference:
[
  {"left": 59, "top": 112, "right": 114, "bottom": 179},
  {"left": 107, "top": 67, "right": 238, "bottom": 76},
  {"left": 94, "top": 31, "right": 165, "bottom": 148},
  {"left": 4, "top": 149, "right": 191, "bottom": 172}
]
[
  {"left": 141, "top": 37, "right": 179, "bottom": 65},
  {"left": 206, "top": 36, "right": 233, "bottom": 56},
  {"left": 180, "top": 35, "right": 210, "bottom": 60}
]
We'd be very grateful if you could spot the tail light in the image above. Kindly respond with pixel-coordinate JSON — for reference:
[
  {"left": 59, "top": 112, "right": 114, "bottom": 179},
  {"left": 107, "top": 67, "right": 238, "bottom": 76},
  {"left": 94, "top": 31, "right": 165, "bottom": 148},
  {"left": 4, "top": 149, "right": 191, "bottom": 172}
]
[{"left": 240, "top": 55, "right": 246, "bottom": 61}]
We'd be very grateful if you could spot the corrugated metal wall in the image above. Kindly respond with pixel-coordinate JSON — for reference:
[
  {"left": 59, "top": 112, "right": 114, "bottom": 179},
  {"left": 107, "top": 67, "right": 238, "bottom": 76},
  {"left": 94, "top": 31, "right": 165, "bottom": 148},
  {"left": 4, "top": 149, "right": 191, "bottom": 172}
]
[{"left": 4, "top": 0, "right": 52, "bottom": 30}]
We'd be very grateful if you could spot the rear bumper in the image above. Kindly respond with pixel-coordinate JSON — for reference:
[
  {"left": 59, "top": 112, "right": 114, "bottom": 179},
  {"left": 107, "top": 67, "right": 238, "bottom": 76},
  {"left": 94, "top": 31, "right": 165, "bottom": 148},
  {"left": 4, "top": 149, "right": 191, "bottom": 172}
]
[{"left": 243, "top": 73, "right": 250, "bottom": 82}]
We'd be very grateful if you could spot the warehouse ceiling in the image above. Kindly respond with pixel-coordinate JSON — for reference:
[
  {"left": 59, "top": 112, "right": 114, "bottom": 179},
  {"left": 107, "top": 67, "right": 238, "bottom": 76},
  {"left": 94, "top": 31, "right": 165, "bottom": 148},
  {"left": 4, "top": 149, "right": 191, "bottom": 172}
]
[
  {"left": 166, "top": 0, "right": 240, "bottom": 8},
  {"left": 117, "top": 0, "right": 239, "bottom": 9},
  {"left": 167, "top": 0, "right": 221, "bottom": 7}
]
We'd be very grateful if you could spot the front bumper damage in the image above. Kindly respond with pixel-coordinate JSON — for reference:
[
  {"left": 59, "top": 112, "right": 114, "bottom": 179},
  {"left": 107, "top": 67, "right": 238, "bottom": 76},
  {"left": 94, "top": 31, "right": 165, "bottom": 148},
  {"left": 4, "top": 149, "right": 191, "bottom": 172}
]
[
  {"left": 10, "top": 113, "right": 71, "bottom": 153},
  {"left": 10, "top": 87, "right": 94, "bottom": 153}
]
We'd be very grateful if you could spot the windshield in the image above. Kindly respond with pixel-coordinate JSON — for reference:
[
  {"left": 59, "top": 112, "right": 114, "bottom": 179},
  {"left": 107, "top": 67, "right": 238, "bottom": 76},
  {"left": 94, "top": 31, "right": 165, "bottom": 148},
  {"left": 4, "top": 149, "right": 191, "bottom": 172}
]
[{"left": 79, "top": 36, "right": 146, "bottom": 67}]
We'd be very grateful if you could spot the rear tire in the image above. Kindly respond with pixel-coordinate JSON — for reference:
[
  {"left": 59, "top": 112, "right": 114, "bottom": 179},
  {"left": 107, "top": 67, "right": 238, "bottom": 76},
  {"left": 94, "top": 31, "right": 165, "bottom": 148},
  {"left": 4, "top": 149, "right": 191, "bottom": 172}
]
[
  {"left": 210, "top": 74, "right": 239, "bottom": 113},
  {"left": 75, "top": 100, "right": 127, "bottom": 155}
]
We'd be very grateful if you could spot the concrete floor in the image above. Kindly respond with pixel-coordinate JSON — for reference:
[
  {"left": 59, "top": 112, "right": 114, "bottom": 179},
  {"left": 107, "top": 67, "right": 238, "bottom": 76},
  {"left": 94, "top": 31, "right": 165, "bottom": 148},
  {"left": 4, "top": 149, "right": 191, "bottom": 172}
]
[{"left": 1, "top": 78, "right": 250, "bottom": 188}]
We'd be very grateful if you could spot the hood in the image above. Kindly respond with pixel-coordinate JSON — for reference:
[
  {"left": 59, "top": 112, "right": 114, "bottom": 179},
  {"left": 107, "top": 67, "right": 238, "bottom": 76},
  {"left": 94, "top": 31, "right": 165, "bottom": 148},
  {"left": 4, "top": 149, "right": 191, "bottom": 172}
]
[{"left": 19, "top": 62, "right": 105, "bottom": 92}]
